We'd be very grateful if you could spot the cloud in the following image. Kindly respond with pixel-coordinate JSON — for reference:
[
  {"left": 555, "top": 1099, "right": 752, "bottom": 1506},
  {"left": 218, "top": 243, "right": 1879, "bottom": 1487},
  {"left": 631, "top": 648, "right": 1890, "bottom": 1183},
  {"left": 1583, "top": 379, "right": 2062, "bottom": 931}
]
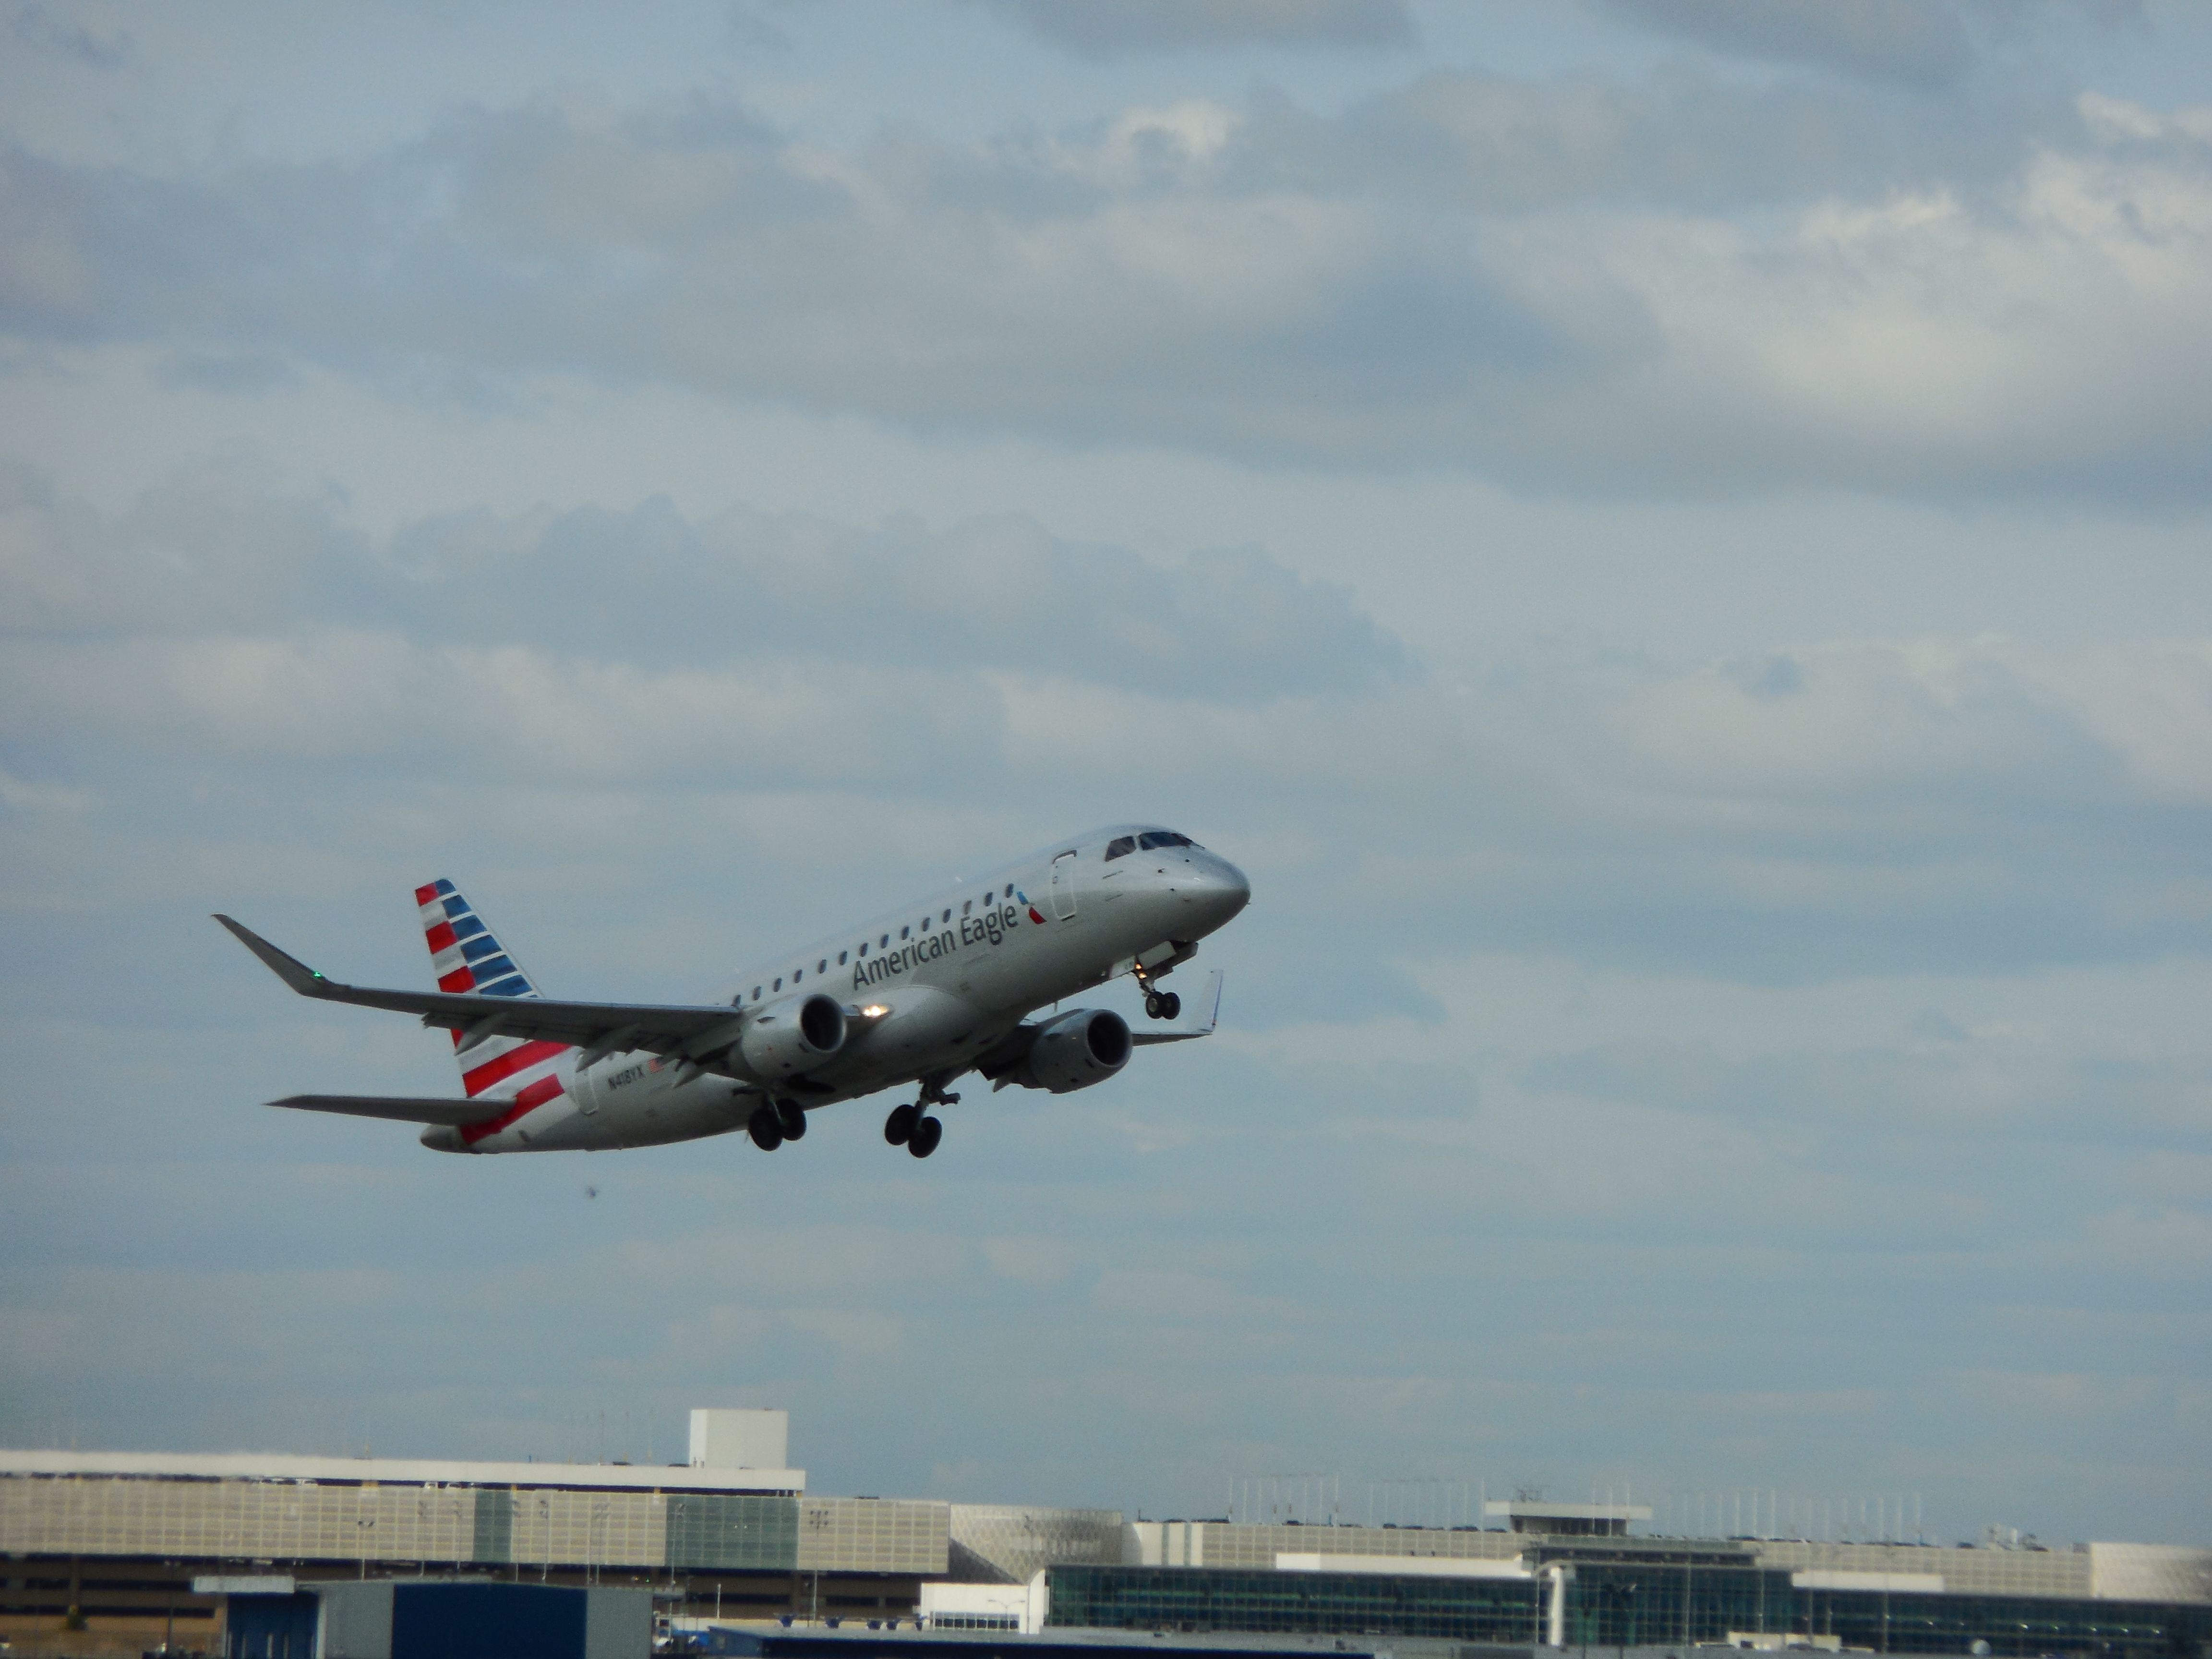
[
  {"left": 7, "top": 1, "right": 130, "bottom": 70},
  {"left": 969, "top": 0, "right": 1415, "bottom": 57},
  {"left": 1594, "top": 0, "right": 1984, "bottom": 88},
  {"left": 0, "top": 466, "right": 1409, "bottom": 702},
  {"left": 1232, "top": 66, "right": 2041, "bottom": 214},
  {"left": 4, "top": 79, "right": 2210, "bottom": 500}
]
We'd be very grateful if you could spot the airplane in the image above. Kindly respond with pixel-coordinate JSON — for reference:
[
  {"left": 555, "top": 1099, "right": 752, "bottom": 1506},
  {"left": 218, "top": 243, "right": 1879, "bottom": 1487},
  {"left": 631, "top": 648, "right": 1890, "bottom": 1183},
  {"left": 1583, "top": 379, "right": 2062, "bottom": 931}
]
[{"left": 216, "top": 825, "right": 1250, "bottom": 1158}]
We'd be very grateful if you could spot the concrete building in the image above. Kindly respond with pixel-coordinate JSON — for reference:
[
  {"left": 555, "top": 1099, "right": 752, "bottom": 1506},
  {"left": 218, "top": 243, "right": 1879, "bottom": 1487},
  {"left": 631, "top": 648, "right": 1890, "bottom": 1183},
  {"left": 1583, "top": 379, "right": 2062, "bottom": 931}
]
[{"left": 0, "top": 1412, "right": 940, "bottom": 1654}]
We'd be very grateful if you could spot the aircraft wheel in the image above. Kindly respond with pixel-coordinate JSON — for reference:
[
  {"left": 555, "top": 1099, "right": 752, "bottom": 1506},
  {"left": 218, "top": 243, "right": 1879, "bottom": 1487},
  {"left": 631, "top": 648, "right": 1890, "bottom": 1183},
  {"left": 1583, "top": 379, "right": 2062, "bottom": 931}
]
[
  {"left": 1159, "top": 992, "right": 1181, "bottom": 1020},
  {"left": 777, "top": 1100, "right": 807, "bottom": 1141},
  {"left": 884, "top": 1103, "right": 916, "bottom": 1146},
  {"left": 907, "top": 1115, "right": 943, "bottom": 1158},
  {"left": 1143, "top": 991, "right": 1165, "bottom": 1019},
  {"left": 747, "top": 1105, "right": 784, "bottom": 1151}
]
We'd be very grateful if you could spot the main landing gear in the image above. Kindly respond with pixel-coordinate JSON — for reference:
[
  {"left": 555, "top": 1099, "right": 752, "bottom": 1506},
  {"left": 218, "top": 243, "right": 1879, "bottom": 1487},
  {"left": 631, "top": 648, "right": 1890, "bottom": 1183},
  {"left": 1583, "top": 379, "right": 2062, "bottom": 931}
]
[
  {"left": 883, "top": 1105, "right": 942, "bottom": 1157},
  {"left": 748, "top": 1099, "right": 807, "bottom": 1151},
  {"left": 885, "top": 1081, "right": 957, "bottom": 1158}
]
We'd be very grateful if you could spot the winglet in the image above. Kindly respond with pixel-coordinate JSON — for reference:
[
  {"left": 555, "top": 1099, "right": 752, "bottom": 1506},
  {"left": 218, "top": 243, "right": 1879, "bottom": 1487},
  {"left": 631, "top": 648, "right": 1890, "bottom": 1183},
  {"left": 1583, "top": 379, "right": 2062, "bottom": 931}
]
[
  {"left": 214, "top": 914, "right": 336, "bottom": 998},
  {"left": 1190, "top": 968, "right": 1223, "bottom": 1035}
]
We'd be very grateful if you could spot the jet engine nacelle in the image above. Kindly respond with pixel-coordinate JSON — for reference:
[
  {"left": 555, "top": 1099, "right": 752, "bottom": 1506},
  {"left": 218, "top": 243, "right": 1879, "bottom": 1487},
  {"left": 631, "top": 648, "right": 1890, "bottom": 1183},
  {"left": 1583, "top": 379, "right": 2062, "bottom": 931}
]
[
  {"left": 736, "top": 993, "right": 847, "bottom": 1080},
  {"left": 1005, "top": 1007, "right": 1132, "bottom": 1094}
]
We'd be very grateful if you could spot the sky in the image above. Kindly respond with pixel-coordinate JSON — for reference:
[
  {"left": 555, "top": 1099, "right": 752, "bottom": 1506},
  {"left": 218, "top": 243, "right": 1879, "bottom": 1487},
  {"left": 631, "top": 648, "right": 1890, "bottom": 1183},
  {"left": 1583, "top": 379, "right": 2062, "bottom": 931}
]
[{"left": 1, "top": 0, "right": 2209, "bottom": 1548}]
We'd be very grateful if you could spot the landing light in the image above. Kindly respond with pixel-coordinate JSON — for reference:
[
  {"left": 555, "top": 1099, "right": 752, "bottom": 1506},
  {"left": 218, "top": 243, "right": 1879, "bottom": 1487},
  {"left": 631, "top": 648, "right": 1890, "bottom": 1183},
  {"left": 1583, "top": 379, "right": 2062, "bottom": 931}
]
[{"left": 862, "top": 1005, "right": 889, "bottom": 1018}]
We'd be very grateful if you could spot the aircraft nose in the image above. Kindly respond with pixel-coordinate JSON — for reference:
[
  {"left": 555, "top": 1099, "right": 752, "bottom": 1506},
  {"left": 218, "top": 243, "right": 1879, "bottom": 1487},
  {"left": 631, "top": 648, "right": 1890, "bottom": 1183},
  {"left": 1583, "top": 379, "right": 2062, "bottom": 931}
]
[{"left": 1189, "top": 854, "right": 1251, "bottom": 926}]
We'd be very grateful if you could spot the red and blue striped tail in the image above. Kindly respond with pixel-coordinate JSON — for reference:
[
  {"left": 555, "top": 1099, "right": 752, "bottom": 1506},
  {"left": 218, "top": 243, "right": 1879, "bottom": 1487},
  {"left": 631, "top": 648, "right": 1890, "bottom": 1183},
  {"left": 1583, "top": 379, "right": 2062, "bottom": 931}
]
[{"left": 415, "top": 879, "right": 574, "bottom": 1142}]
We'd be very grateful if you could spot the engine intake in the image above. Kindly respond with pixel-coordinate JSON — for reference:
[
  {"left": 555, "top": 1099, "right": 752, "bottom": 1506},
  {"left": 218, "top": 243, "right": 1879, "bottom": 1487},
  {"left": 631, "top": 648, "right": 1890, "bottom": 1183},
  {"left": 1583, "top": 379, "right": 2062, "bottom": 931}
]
[
  {"left": 1000, "top": 1008, "right": 1132, "bottom": 1094},
  {"left": 736, "top": 992, "right": 848, "bottom": 1080}
]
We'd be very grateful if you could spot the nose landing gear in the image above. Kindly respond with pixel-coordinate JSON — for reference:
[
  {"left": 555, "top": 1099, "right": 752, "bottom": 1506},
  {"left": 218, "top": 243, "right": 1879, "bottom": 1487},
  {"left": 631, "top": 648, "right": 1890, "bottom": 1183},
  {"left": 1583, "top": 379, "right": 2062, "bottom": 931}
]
[
  {"left": 1142, "top": 990, "right": 1181, "bottom": 1020},
  {"left": 1134, "top": 962, "right": 1181, "bottom": 1021}
]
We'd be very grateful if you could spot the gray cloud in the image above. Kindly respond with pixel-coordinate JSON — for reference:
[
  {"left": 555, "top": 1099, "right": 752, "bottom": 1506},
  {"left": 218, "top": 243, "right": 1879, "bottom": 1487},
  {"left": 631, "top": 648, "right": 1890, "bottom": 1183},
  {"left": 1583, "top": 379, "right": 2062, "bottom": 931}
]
[
  {"left": 970, "top": 0, "right": 1415, "bottom": 57},
  {"left": 1230, "top": 66, "right": 2047, "bottom": 214},
  {"left": 0, "top": 466, "right": 1409, "bottom": 700},
  {"left": 2, "top": 77, "right": 2207, "bottom": 500},
  {"left": 7, "top": 1, "right": 129, "bottom": 69},
  {"left": 1594, "top": 0, "right": 1984, "bottom": 87}
]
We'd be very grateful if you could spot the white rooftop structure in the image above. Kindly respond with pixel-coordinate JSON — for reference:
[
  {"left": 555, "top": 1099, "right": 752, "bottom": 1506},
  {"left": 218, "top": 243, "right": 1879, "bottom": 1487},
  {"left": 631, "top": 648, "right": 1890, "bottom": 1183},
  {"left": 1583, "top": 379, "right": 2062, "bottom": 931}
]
[
  {"left": 689, "top": 1407, "right": 789, "bottom": 1472},
  {"left": 1483, "top": 1499, "right": 1653, "bottom": 1536},
  {"left": 0, "top": 1426, "right": 804, "bottom": 1495}
]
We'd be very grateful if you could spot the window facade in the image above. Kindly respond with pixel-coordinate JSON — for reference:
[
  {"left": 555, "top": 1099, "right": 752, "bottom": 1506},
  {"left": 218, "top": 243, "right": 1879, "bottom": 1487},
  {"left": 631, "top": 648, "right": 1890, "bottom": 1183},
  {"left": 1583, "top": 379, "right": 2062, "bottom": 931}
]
[
  {"left": 1046, "top": 1566, "right": 1538, "bottom": 1643},
  {"left": 1043, "top": 1562, "right": 2212, "bottom": 1659}
]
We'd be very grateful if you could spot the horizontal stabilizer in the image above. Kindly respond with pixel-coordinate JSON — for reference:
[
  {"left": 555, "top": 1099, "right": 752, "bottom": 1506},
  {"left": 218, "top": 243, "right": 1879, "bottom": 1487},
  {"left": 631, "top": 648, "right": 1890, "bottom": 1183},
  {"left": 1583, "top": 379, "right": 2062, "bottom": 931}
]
[
  {"left": 271, "top": 1094, "right": 499, "bottom": 1127},
  {"left": 1130, "top": 969, "right": 1223, "bottom": 1046}
]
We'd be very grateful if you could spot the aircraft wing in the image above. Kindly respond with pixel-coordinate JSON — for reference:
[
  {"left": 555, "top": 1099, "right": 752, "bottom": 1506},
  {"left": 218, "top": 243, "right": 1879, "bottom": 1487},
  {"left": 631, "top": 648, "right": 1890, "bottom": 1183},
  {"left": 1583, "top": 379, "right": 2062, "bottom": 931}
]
[
  {"left": 1129, "top": 969, "right": 1223, "bottom": 1046},
  {"left": 215, "top": 914, "right": 748, "bottom": 1064}
]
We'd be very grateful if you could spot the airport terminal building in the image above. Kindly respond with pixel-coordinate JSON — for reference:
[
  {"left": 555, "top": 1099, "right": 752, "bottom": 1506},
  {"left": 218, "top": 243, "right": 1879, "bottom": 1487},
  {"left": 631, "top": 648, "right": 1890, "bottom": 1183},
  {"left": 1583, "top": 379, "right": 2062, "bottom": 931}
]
[
  {"left": 4, "top": 1416, "right": 2208, "bottom": 1659},
  {"left": 1027, "top": 1506, "right": 2212, "bottom": 1658},
  {"left": 0, "top": 1412, "right": 950, "bottom": 1647}
]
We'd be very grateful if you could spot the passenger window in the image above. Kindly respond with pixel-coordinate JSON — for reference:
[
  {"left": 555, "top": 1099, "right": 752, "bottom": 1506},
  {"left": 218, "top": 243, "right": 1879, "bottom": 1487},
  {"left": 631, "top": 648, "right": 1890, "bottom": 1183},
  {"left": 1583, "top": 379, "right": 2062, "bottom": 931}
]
[
  {"left": 773, "top": 977, "right": 782, "bottom": 991},
  {"left": 818, "top": 959, "right": 827, "bottom": 973},
  {"left": 752, "top": 987, "right": 761, "bottom": 1001},
  {"left": 794, "top": 968, "right": 803, "bottom": 982},
  {"left": 839, "top": 950, "right": 848, "bottom": 964},
  {"left": 941, "top": 909, "right": 950, "bottom": 924},
  {"left": 962, "top": 901, "right": 972, "bottom": 917},
  {"left": 1004, "top": 884, "right": 1013, "bottom": 898},
  {"left": 1106, "top": 836, "right": 1135, "bottom": 860},
  {"left": 858, "top": 943, "right": 868, "bottom": 957},
  {"left": 900, "top": 927, "right": 910, "bottom": 940},
  {"left": 881, "top": 934, "right": 890, "bottom": 947}
]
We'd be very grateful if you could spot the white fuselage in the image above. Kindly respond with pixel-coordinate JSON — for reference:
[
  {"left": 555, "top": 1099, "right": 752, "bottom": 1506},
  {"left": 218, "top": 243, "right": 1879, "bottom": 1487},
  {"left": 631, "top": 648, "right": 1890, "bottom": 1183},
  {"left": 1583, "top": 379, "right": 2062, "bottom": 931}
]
[{"left": 433, "top": 826, "right": 1249, "bottom": 1153}]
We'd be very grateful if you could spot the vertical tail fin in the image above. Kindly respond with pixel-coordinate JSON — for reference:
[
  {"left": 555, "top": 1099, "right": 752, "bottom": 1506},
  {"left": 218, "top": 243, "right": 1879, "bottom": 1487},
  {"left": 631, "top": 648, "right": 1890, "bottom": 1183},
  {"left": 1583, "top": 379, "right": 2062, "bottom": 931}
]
[
  {"left": 414, "top": 881, "right": 574, "bottom": 1136},
  {"left": 416, "top": 878, "right": 542, "bottom": 1000}
]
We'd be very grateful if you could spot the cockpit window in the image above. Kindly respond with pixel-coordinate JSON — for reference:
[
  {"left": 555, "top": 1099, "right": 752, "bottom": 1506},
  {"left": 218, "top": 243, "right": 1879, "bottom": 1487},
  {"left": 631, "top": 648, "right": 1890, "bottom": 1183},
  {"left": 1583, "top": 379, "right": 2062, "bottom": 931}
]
[
  {"left": 1105, "top": 835, "right": 1136, "bottom": 860},
  {"left": 1137, "top": 830, "right": 1197, "bottom": 851}
]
